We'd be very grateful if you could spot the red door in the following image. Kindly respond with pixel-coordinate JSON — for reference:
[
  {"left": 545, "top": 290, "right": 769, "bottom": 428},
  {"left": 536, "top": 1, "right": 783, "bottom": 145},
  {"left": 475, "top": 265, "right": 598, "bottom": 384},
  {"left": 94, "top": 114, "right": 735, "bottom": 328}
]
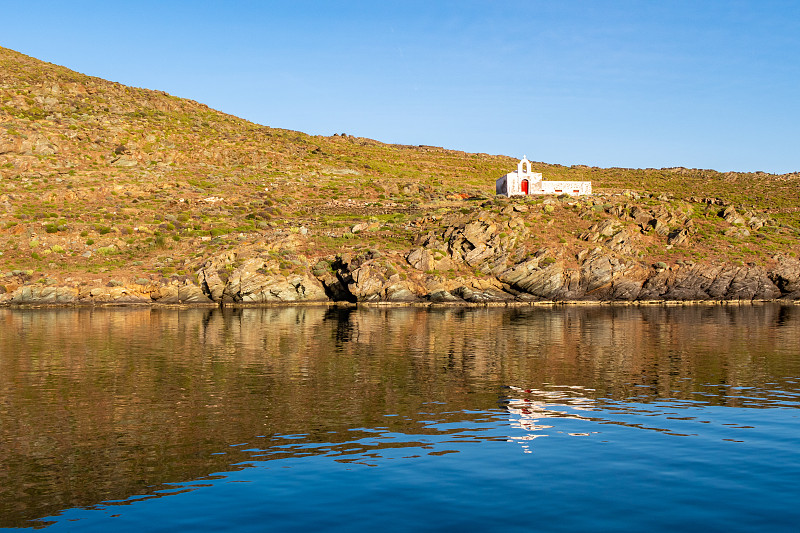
[{"left": 521, "top": 180, "right": 529, "bottom": 195}]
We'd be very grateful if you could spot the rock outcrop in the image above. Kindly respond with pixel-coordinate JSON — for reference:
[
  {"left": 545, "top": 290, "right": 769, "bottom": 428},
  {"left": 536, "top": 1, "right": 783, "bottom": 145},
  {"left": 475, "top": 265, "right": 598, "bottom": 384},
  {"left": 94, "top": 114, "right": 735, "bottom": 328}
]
[
  {"left": 7, "top": 286, "right": 78, "bottom": 304},
  {"left": 769, "top": 256, "right": 800, "bottom": 299},
  {"left": 638, "top": 263, "right": 782, "bottom": 301},
  {"left": 151, "top": 282, "right": 213, "bottom": 304},
  {"left": 319, "top": 251, "right": 423, "bottom": 302},
  {"left": 0, "top": 279, "right": 213, "bottom": 305},
  {"left": 195, "top": 253, "right": 328, "bottom": 303},
  {"left": 2, "top": 212, "right": 798, "bottom": 306},
  {"left": 2, "top": 254, "right": 797, "bottom": 306}
]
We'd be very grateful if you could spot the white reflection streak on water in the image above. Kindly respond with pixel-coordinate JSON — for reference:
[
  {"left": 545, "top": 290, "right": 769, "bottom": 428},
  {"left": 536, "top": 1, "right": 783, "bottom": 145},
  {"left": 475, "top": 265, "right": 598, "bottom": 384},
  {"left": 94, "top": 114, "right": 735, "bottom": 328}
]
[{"left": 505, "top": 385, "right": 597, "bottom": 453}]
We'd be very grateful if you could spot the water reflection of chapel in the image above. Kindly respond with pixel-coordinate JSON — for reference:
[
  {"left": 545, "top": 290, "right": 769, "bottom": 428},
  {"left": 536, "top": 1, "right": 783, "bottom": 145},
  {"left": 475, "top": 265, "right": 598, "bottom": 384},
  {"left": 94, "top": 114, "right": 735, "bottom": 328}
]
[{"left": 495, "top": 156, "right": 592, "bottom": 197}]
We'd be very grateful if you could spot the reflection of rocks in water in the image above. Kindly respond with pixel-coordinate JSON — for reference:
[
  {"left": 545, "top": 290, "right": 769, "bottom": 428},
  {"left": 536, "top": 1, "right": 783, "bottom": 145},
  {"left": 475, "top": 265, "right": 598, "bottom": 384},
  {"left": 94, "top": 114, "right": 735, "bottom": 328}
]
[
  {"left": 504, "top": 385, "right": 597, "bottom": 453},
  {"left": 324, "top": 306, "right": 357, "bottom": 347},
  {"left": 1, "top": 304, "right": 799, "bottom": 526}
]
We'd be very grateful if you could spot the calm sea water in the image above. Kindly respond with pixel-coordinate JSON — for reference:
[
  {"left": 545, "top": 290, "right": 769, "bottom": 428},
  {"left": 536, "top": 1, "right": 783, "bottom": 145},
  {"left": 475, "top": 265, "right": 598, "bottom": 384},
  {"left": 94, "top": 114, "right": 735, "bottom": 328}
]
[{"left": 1, "top": 304, "right": 798, "bottom": 532}]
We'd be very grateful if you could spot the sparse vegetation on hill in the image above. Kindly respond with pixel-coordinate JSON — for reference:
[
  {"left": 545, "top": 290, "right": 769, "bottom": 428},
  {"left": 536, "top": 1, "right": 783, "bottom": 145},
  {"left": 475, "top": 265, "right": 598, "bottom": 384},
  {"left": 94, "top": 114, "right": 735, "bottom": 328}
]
[{"left": 1, "top": 45, "right": 799, "bottom": 304}]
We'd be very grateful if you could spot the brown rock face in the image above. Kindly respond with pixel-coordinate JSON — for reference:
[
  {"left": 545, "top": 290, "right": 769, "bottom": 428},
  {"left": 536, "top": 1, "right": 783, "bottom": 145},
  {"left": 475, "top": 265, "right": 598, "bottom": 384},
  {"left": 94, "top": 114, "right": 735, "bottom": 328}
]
[
  {"left": 320, "top": 252, "right": 422, "bottom": 303},
  {"left": 769, "top": 257, "right": 800, "bottom": 298},
  {"left": 196, "top": 253, "right": 327, "bottom": 303},
  {"left": 82, "top": 286, "right": 152, "bottom": 303},
  {"left": 667, "top": 228, "right": 689, "bottom": 245},
  {"left": 8, "top": 286, "right": 78, "bottom": 304},
  {"left": 153, "top": 283, "right": 213, "bottom": 304},
  {"left": 499, "top": 258, "right": 565, "bottom": 300},
  {"left": 196, "top": 252, "right": 236, "bottom": 302},
  {"left": 638, "top": 263, "right": 782, "bottom": 301}
]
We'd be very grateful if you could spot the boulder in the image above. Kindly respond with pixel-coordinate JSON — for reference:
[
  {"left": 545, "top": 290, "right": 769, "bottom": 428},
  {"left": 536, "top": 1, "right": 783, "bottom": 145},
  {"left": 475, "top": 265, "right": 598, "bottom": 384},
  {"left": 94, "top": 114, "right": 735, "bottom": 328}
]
[
  {"left": 667, "top": 228, "right": 690, "bottom": 245},
  {"left": 630, "top": 206, "right": 653, "bottom": 224},
  {"left": 462, "top": 220, "right": 497, "bottom": 246},
  {"left": 649, "top": 218, "right": 670, "bottom": 236},
  {"left": 721, "top": 206, "right": 746, "bottom": 225},
  {"left": 596, "top": 219, "right": 622, "bottom": 237},
  {"left": 407, "top": 248, "right": 435, "bottom": 271}
]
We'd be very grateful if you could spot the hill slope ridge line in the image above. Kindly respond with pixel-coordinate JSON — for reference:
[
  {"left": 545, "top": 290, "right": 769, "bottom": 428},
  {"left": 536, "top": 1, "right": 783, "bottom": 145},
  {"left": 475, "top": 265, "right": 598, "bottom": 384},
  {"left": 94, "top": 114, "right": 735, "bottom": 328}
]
[{"left": 1, "top": 45, "right": 799, "bottom": 305}]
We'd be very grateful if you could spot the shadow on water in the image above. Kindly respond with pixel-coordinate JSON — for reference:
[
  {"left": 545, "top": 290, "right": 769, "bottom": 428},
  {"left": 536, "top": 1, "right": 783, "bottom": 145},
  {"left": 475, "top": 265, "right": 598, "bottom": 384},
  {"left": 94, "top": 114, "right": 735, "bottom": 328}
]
[{"left": 1, "top": 304, "right": 799, "bottom": 527}]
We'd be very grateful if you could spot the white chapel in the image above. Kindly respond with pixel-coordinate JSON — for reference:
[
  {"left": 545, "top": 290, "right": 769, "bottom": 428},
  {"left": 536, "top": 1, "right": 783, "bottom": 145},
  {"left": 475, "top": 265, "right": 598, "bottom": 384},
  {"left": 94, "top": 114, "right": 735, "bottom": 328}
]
[{"left": 496, "top": 156, "right": 591, "bottom": 197}]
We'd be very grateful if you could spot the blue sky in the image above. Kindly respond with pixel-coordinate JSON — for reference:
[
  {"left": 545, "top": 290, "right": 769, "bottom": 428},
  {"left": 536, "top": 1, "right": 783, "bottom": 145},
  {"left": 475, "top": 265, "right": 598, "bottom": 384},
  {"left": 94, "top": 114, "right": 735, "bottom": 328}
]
[{"left": 3, "top": 1, "right": 799, "bottom": 173}]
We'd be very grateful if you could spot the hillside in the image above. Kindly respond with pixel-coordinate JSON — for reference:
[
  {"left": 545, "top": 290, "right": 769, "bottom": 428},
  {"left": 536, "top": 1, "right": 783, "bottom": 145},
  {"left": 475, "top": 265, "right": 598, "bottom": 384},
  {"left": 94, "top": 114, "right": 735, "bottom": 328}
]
[{"left": 1, "top": 45, "right": 799, "bottom": 304}]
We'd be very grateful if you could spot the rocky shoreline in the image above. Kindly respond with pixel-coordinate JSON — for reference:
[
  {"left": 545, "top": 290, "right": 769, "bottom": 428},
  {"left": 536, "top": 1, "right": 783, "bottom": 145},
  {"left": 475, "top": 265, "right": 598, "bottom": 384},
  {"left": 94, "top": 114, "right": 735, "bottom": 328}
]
[
  {"left": 3, "top": 252, "right": 798, "bottom": 308},
  {"left": 3, "top": 200, "right": 800, "bottom": 307},
  {"left": 3, "top": 299, "right": 799, "bottom": 310}
]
